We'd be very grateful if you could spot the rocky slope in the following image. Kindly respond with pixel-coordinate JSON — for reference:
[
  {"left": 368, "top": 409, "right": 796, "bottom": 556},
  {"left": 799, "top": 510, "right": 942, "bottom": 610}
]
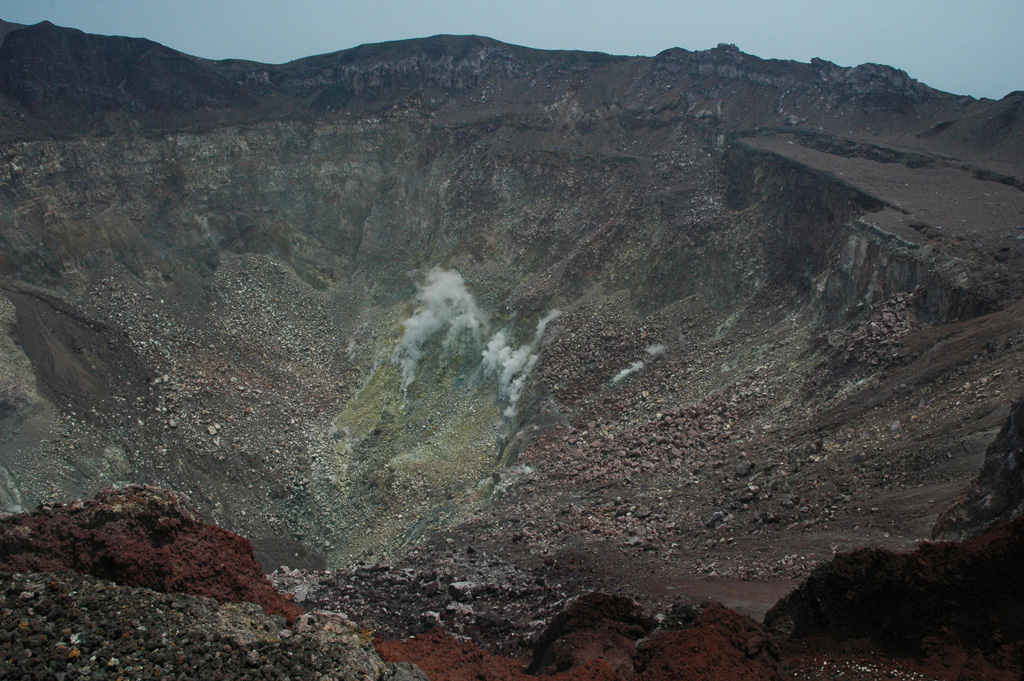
[
  {"left": 1, "top": 572, "right": 425, "bottom": 681},
  {"left": 0, "top": 484, "right": 301, "bottom": 623},
  {"left": 0, "top": 17, "right": 1022, "bottom": 678},
  {"left": 933, "top": 397, "right": 1024, "bottom": 537}
]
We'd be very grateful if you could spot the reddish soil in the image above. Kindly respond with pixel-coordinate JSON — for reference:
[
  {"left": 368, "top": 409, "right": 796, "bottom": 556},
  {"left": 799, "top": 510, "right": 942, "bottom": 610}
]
[
  {"left": 0, "top": 485, "right": 302, "bottom": 624},
  {"left": 633, "top": 604, "right": 782, "bottom": 681}
]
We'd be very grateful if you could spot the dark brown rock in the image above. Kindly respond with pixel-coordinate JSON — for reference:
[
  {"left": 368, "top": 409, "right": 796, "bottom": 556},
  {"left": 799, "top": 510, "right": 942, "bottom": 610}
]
[
  {"left": 765, "top": 516, "right": 1024, "bottom": 675},
  {"left": 934, "top": 397, "right": 1024, "bottom": 538},
  {"left": 528, "top": 593, "right": 655, "bottom": 676}
]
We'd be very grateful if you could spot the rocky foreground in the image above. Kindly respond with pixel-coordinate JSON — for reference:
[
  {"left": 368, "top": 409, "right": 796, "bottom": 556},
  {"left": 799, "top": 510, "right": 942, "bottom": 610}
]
[
  {"left": 1, "top": 485, "right": 1022, "bottom": 680},
  {"left": 1, "top": 573, "right": 427, "bottom": 681},
  {"left": 0, "top": 485, "right": 301, "bottom": 624}
]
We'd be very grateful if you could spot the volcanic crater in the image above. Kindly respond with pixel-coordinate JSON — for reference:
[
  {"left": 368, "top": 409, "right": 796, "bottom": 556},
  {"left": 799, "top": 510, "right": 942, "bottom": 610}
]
[{"left": 1, "top": 17, "right": 1023, "bottom": 680}]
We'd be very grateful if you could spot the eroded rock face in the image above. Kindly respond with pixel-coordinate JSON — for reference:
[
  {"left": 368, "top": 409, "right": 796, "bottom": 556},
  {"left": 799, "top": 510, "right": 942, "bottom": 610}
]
[
  {"left": 0, "top": 485, "right": 302, "bottom": 624},
  {"left": 764, "top": 516, "right": 1024, "bottom": 674},
  {"left": 934, "top": 398, "right": 1024, "bottom": 538}
]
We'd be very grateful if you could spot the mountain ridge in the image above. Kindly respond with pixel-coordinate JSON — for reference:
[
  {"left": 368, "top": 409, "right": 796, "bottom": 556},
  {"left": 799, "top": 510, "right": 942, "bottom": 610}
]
[{"left": 0, "top": 18, "right": 990, "bottom": 144}]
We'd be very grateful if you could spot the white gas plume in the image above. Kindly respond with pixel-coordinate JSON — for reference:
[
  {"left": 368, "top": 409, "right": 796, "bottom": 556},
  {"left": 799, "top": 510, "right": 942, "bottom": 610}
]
[
  {"left": 482, "top": 309, "right": 562, "bottom": 418},
  {"left": 611, "top": 360, "right": 646, "bottom": 384},
  {"left": 393, "top": 268, "right": 485, "bottom": 392},
  {"left": 392, "top": 267, "right": 560, "bottom": 417},
  {"left": 645, "top": 343, "right": 667, "bottom": 357},
  {"left": 611, "top": 343, "right": 665, "bottom": 384}
]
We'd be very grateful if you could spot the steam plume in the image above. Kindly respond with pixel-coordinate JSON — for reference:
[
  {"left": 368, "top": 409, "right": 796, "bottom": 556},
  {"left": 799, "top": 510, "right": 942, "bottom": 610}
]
[
  {"left": 611, "top": 344, "right": 665, "bottom": 384},
  {"left": 611, "top": 360, "right": 645, "bottom": 384},
  {"left": 393, "top": 268, "right": 485, "bottom": 392},
  {"left": 482, "top": 310, "right": 562, "bottom": 418}
]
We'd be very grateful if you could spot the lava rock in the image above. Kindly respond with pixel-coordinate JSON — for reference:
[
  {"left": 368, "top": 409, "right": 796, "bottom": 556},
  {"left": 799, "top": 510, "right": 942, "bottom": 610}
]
[{"left": 0, "top": 486, "right": 302, "bottom": 624}]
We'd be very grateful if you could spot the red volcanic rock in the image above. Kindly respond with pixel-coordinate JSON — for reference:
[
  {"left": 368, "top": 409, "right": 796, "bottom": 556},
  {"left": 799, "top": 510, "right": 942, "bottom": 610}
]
[
  {"left": 528, "top": 593, "right": 655, "bottom": 676},
  {"left": 379, "top": 598, "right": 781, "bottom": 681},
  {"left": 0, "top": 485, "right": 302, "bottom": 624},
  {"left": 634, "top": 604, "right": 782, "bottom": 681},
  {"left": 376, "top": 628, "right": 620, "bottom": 681},
  {"left": 765, "top": 515, "right": 1024, "bottom": 675}
]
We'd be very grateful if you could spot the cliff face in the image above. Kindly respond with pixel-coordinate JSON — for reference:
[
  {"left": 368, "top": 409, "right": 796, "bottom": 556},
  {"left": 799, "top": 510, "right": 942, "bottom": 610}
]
[{"left": 0, "top": 20, "right": 1022, "bottom": 573}]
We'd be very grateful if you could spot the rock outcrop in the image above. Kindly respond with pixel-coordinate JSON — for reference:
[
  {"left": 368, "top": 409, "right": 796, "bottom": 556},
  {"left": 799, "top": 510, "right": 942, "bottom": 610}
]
[
  {"left": 379, "top": 596, "right": 782, "bottom": 681},
  {"left": 528, "top": 593, "right": 656, "bottom": 676},
  {"left": 0, "top": 485, "right": 303, "bottom": 624},
  {"left": 933, "top": 397, "right": 1024, "bottom": 538},
  {"left": 633, "top": 604, "right": 782, "bottom": 681},
  {"left": 765, "top": 516, "right": 1024, "bottom": 676}
]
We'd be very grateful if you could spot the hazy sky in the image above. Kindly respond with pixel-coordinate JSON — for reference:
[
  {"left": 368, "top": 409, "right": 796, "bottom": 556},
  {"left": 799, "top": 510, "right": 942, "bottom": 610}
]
[{"left": 1, "top": 0, "right": 1021, "bottom": 99}]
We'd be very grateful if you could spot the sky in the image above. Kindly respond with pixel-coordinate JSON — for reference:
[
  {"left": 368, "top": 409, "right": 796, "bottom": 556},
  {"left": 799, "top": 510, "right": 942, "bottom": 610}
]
[{"left": 0, "top": 0, "right": 1021, "bottom": 99}]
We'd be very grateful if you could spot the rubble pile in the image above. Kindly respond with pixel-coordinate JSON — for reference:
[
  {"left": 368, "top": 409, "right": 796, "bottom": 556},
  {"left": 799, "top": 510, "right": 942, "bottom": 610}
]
[
  {"left": 837, "top": 292, "right": 918, "bottom": 371},
  {"left": 523, "top": 381, "right": 764, "bottom": 485}
]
